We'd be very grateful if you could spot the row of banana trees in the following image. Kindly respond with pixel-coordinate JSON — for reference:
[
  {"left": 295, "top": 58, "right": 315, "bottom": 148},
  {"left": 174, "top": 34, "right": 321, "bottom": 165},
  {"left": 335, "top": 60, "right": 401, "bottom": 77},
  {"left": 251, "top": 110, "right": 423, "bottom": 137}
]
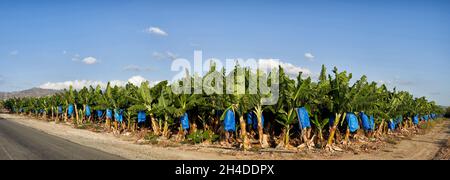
[{"left": 1, "top": 64, "right": 444, "bottom": 150}]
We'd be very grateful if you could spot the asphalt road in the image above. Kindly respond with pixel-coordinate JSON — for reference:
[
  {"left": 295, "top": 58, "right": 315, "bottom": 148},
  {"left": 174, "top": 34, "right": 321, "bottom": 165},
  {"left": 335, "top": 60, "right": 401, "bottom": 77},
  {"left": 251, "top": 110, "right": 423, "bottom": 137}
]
[{"left": 0, "top": 117, "right": 125, "bottom": 160}]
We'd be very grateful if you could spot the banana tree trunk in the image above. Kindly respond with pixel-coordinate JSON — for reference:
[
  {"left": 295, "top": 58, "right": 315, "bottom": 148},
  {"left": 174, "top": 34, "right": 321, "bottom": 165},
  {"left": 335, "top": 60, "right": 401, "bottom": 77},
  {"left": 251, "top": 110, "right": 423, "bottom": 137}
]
[
  {"left": 150, "top": 115, "right": 160, "bottom": 135},
  {"left": 256, "top": 111, "right": 268, "bottom": 148},
  {"left": 343, "top": 127, "right": 350, "bottom": 144},
  {"left": 64, "top": 107, "right": 68, "bottom": 122},
  {"left": 105, "top": 117, "right": 111, "bottom": 130},
  {"left": 318, "top": 129, "right": 324, "bottom": 143},
  {"left": 302, "top": 128, "right": 312, "bottom": 144},
  {"left": 51, "top": 107, "right": 54, "bottom": 121},
  {"left": 113, "top": 119, "right": 118, "bottom": 130},
  {"left": 189, "top": 121, "right": 197, "bottom": 134},
  {"left": 82, "top": 105, "right": 86, "bottom": 124},
  {"left": 326, "top": 113, "right": 344, "bottom": 147},
  {"left": 162, "top": 120, "right": 169, "bottom": 138},
  {"left": 121, "top": 121, "right": 126, "bottom": 130},
  {"left": 127, "top": 118, "right": 132, "bottom": 132},
  {"left": 238, "top": 115, "right": 250, "bottom": 150},
  {"left": 74, "top": 104, "right": 79, "bottom": 125},
  {"left": 55, "top": 108, "right": 60, "bottom": 123},
  {"left": 377, "top": 119, "right": 385, "bottom": 136},
  {"left": 284, "top": 125, "right": 290, "bottom": 148}
]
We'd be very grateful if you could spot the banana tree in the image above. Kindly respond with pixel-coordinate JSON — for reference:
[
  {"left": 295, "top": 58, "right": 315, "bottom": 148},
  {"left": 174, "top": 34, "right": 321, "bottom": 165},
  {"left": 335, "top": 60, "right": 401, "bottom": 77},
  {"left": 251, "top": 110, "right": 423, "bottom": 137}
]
[
  {"left": 270, "top": 66, "right": 298, "bottom": 148},
  {"left": 128, "top": 81, "right": 162, "bottom": 135},
  {"left": 220, "top": 65, "right": 252, "bottom": 149},
  {"left": 309, "top": 65, "right": 332, "bottom": 146},
  {"left": 173, "top": 87, "right": 203, "bottom": 140},
  {"left": 152, "top": 82, "right": 177, "bottom": 138},
  {"left": 109, "top": 85, "right": 131, "bottom": 131},
  {"left": 103, "top": 83, "right": 116, "bottom": 130},
  {"left": 244, "top": 67, "right": 275, "bottom": 148},
  {"left": 78, "top": 87, "right": 94, "bottom": 124},
  {"left": 91, "top": 85, "right": 107, "bottom": 124},
  {"left": 63, "top": 86, "right": 78, "bottom": 124},
  {"left": 344, "top": 76, "right": 377, "bottom": 143},
  {"left": 326, "top": 67, "right": 352, "bottom": 149},
  {"left": 54, "top": 93, "right": 64, "bottom": 123}
]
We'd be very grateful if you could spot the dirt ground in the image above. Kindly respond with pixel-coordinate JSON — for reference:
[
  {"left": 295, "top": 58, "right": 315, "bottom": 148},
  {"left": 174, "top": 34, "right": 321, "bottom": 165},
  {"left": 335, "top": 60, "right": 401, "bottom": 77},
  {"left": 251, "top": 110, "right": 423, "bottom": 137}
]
[
  {"left": 1, "top": 113, "right": 448, "bottom": 160},
  {"left": 335, "top": 119, "right": 450, "bottom": 160}
]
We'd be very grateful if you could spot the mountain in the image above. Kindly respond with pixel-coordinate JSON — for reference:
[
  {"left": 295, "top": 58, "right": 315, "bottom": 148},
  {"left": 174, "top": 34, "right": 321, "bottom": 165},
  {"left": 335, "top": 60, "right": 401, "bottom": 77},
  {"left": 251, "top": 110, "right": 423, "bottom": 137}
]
[{"left": 0, "top": 88, "right": 60, "bottom": 100}]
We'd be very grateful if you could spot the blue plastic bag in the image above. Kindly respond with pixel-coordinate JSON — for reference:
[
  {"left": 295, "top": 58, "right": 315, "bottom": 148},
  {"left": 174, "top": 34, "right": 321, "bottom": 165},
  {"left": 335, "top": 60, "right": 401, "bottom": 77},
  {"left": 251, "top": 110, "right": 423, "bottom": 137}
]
[
  {"left": 224, "top": 110, "right": 236, "bottom": 132},
  {"left": 85, "top": 105, "right": 91, "bottom": 117},
  {"left": 369, "top": 115, "right": 375, "bottom": 130},
  {"left": 413, "top": 115, "right": 419, "bottom": 125},
  {"left": 106, "top": 109, "right": 112, "bottom": 119},
  {"left": 138, "top": 111, "right": 146, "bottom": 123},
  {"left": 246, "top": 113, "right": 254, "bottom": 125},
  {"left": 329, "top": 114, "right": 336, "bottom": 127},
  {"left": 255, "top": 115, "right": 265, "bottom": 130},
  {"left": 346, "top": 113, "right": 359, "bottom": 133},
  {"left": 97, "top": 110, "right": 103, "bottom": 118},
  {"left": 247, "top": 112, "right": 264, "bottom": 130},
  {"left": 68, "top": 104, "right": 74, "bottom": 117},
  {"left": 360, "top": 112, "right": 371, "bottom": 130},
  {"left": 297, "top": 107, "right": 311, "bottom": 129},
  {"left": 388, "top": 120, "right": 396, "bottom": 130},
  {"left": 114, "top": 109, "right": 123, "bottom": 123},
  {"left": 181, "top": 113, "right": 189, "bottom": 130}
]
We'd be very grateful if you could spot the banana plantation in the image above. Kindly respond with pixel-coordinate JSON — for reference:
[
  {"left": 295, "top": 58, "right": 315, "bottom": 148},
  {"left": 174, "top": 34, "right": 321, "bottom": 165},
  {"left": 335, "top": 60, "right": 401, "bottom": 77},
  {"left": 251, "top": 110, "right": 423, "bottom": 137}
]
[{"left": 1, "top": 65, "right": 445, "bottom": 150}]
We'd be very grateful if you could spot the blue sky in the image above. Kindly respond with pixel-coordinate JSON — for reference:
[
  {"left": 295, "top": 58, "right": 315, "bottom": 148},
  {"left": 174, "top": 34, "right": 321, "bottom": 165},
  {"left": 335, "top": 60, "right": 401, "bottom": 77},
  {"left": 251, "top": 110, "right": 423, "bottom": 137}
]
[{"left": 0, "top": 0, "right": 449, "bottom": 105}]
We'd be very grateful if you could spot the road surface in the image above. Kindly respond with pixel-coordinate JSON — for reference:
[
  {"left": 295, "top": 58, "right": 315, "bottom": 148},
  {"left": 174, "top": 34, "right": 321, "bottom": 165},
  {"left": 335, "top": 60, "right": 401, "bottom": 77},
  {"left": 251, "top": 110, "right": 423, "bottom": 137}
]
[{"left": 0, "top": 117, "right": 125, "bottom": 160}]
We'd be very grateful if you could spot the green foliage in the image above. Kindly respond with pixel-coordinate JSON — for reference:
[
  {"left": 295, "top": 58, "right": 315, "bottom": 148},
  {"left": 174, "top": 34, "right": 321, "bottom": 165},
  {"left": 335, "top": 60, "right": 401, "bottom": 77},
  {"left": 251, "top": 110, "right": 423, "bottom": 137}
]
[
  {"left": 186, "top": 130, "right": 219, "bottom": 144},
  {"left": 2, "top": 63, "right": 444, "bottom": 148}
]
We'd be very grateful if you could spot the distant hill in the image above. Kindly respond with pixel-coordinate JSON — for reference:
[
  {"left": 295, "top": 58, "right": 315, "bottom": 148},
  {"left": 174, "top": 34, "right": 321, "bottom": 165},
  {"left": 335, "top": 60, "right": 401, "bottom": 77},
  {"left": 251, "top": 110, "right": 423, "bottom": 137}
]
[{"left": 0, "top": 88, "right": 60, "bottom": 100}]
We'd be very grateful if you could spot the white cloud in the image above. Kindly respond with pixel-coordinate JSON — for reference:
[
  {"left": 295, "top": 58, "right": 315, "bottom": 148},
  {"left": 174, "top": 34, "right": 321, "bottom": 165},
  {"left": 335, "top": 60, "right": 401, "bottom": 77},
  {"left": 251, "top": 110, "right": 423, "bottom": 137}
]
[
  {"left": 123, "top": 65, "right": 141, "bottom": 71},
  {"left": 39, "top": 80, "right": 105, "bottom": 90},
  {"left": 304, "top": 53, "right": 315, "bottom": 61},
  {"left": 10, "top": 50, "right": 19, "bottom": 56},
  {"left": 152, "top": 52, "right": 166, "bottom": 60},
  {"left": 152, "top": 51, "right": 178, "bottom": 60},
  {"left": 123, "top": 64, "right": 153, "bottom": 72},
  {"left": 144, "top": 27, "right": 168, "bottom": 36},
  {"left": 166, "top": 51, "right": 178, "bottom": 60},
  {"left": 258, "top": 59, "right": 312, "bottom": 77},
  {"left": 39, "top": 76, "right": 155, "bottom": 90},
  {"left": 127, "top": 76, "right": 147, "bottom": 86},
  {"left": 82, "top": 57, "right": 98, "bottom": 65}
]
